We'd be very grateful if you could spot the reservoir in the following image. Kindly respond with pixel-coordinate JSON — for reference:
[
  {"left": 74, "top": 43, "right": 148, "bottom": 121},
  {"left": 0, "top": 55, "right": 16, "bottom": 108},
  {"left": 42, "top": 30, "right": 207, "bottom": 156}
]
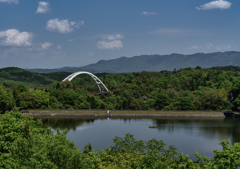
[{"left": 39, "top": 117, "right": 240, "bottom": 160}]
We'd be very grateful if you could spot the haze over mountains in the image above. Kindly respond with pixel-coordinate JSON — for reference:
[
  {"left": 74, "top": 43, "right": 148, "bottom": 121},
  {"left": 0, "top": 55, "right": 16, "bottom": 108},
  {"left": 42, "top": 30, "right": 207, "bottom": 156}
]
[{"left": 26, "top": 51, "right": 240, "bottom": 73}]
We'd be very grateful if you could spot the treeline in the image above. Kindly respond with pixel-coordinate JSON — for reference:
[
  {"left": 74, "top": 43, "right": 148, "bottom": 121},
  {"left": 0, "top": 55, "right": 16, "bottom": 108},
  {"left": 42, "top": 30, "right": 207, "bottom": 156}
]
[
  {"left": 1, "top": 66, "right": 240, "bottom": 112},
  {"left": 210, "top": 65, "right": 240, "bottom": 72},
  {"left": 1, "top": 65, "right": 240, "bottom": 86},
  {"left": 1, "top": 111, "right": 240, "bottom": 168}
]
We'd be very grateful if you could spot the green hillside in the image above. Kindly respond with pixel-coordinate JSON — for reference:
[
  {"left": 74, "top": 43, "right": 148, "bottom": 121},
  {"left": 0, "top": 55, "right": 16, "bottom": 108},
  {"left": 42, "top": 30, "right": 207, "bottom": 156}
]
[
  {"left": 0, "top": 67, "right": 57, "bottom": 86},
  {"left": 1, "top": 65, "right": 240, "bottom": 112},
  {"left": 39, "top": 72, "right": 71, "bottom": 81},
  {"left": 0, "top": 67, "right": 111, "bottom": 86}
]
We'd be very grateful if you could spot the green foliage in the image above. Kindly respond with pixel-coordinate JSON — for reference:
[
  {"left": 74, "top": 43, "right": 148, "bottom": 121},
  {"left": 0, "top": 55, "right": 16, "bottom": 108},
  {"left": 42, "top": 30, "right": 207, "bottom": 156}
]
[
  {"left": 0, "top": 67, "right": 56, "bottom": 85},
  {"left": 78, "top": 100, "right": 90, "bottom": 109},
  {"left": 1, "top": 66, "right": 240, "bottom": 111},
  {"left": 1, "top": 112, "right": 240, "bottom": 168},
  {"left": 129, "top": 100, "right": 141, "bottom": 110},
  {"left": 32, "top": 90, "right": 50, "bottom": 109},
  {"left": 176, "top": 97, "right": 193, "bottom": 110},
  {"left": 155, "top": 92, "right": 171, "bottom": 110},
  {"left": 0, "top": 86, "right": 15, "bottom": 113},
  {"left": 100, "top": 133, "right": 240, "bottom": 168},
  {"left": 61, "top": 89, "right": 78, "bottom": 106},
  {"left": 59, "top": 81, "right": 73, "bottom": 89},
  {"left": 0, "top": 111, "right": 84, "bottom": 168},
  {"left": 18, "top": 92, "right": 34, "bottom": 109}
]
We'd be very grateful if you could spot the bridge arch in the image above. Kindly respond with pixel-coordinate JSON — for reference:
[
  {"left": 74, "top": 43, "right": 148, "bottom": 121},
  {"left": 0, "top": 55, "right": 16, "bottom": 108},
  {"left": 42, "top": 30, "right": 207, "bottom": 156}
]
[{"left": 62, "top": 71, "right": 109, "bottom": 92}]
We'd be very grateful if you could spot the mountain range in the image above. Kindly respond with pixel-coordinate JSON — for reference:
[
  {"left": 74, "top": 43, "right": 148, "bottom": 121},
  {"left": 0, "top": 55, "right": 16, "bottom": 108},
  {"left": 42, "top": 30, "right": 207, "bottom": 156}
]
[{"left": 26, "top": 51, "right": 240, "bottom": 73}]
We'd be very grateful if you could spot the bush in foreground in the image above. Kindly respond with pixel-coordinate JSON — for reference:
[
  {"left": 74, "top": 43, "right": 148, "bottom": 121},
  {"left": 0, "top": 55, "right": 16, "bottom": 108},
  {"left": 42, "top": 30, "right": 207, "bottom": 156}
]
[{"left": 0, "top": 111, "right": 240, "bottom": 168}]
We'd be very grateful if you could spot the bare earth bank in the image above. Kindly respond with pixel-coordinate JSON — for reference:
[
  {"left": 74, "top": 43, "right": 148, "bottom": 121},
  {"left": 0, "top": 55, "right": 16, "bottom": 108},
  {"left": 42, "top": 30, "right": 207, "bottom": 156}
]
[{"left": 25, "top": 110, "right": 224, "bottom": 118}]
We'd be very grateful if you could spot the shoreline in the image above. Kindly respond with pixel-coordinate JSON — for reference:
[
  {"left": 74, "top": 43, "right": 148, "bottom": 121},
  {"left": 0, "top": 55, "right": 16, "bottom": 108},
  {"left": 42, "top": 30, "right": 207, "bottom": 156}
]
[
  {"left": 25, "top": 112, "right": 225, "bottom": 118},
  {"left": 25, "top": 109, "right": 225, "bottom": 118}
]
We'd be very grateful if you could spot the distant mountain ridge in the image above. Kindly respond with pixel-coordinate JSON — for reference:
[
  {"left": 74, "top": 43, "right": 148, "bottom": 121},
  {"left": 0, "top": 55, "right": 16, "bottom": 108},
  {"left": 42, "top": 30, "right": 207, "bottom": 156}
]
[{"left": 26, "top": 51, "right": 240, "bottom": 73}]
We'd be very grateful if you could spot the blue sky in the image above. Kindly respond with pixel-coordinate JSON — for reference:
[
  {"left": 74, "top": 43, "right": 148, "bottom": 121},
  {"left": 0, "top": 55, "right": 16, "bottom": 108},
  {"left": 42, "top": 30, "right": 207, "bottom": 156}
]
[{"left": 0, "top": 0, "right": 239, "bottom": 68}]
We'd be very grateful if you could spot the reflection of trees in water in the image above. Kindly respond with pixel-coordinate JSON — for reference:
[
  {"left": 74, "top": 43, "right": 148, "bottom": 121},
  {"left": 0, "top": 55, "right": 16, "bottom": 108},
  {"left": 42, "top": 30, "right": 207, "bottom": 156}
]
[
  {"left": 35, "top": 117, "right": 240, "bottom": 143},
  {"left": 152, "top": 118, "right": 240, "bottom": 143},
  {"left": 37, "top": 117, "right": 148, "bottom": 131},
  {"left": 221, "top": 118, "right": 240, "bottom": 143},
  {"left": 36, "top": 117, "right": 96, "bottom": 131},
  {"left": 153, "top": 118, "right": 201, "bottom": 134}
]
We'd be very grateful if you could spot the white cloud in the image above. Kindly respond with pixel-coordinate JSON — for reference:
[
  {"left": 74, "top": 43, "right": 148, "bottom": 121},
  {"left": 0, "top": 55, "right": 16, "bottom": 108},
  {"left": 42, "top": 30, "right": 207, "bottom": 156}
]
[
  {"left": 88, "top": 51, "right": 94, "bottom": 56},
  {"left": 103, "top": 34, "right": 125, "bottom": 41},
  {"left": 97, "top": 40, "right": 123, "bottom": 50},
  {"left": 0, "top": 0, "right": 18, "bottom": 4},
  {"left": 69, "top": 39, "right": 74, "bottom": 42},
  {"left": 0, "top": 29, "right": 33, "bottom": 46},
  {"left": 189, "top": 45, "right": 200, "bottom": 49},
  {"left": 97, "top": 34, "right": 124, "bottom": 50},
  {"left": 142, "top": 11, "right": 158, "bottom": 15},
  {"left": 36, "top": 1, "right": 50, "bottom": 14},
  {"left": 196, "top": 0, "right": 232, "bottom": 10},
  {"left": 189, "top": 43, "right": 231, "bottom": 50},
  {"left": 40, "top": 42, "right": 52, "bottom": 49},
  {"left": 46, "top": 18, "right": 84, "bottom": 33}
]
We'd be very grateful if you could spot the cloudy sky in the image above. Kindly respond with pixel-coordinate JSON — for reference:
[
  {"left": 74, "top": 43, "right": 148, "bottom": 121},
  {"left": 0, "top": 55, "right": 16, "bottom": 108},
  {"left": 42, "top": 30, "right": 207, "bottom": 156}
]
[{"left": 0, "top": 0, "right": 239, "bottom": 68}]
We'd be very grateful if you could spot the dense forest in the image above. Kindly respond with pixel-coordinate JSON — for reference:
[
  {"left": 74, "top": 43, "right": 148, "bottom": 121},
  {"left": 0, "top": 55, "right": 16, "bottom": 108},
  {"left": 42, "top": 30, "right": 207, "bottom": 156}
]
[{"left": 1, "top": 65, "right": 240, "bottom": 113}]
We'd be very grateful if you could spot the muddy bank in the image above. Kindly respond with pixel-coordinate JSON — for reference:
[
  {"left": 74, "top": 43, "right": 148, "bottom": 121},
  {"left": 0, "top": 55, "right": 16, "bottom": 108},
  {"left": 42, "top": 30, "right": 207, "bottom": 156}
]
[{"left": 25, "top": 113, "right": 225, "bottom": 118}]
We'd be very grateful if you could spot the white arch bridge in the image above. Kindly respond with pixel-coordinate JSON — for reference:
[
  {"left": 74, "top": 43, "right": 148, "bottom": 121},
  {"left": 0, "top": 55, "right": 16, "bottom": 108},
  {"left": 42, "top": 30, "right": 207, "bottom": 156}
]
[{"left": 62, "top": 71, "right": 109, "bottom": 92}]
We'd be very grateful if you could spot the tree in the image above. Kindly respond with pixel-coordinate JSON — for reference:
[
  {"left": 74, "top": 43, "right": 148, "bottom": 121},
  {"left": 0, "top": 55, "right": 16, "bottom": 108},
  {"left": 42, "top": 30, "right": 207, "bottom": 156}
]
[
  {"left": 59, "top": 81, "right": 73, "bottom": 89},
  {"left": 177, "top": 97, "right": 193, "bottom": 110},
  {"left": 32, "top": 90, "right": 50, "bottom": 109},
  {"left": 78, "top": 100, "right": 90, "bottom": 109},
  {"left": 0, "top": 86, "right": 15, "bottom": 113},
  {"left": 62, "top": 89, "right": 78, "bottom": 106},
  {"left": 129, "top": 100, "right": 141, "bottom": 110},
  {"left": 49, "top": 96, "right": 59, "bottom": 109},
  {"left": 17, "top": 92, "right": 34, "bottom": 109},
  {"left": 122, "top": 99, "right": 128, "bottom": 110},
  {"left": 155, "top": 92, "right": 171, "bottom": 110},
  {"left": 0, "top": 111, "right": 85, "bottom": 168},
  {"left": 50, "top": 89, "right": 61, "bottom": 98},
  {"left": 11, "top": 83, "right": 28, "bottom": 100},
  {"left": 100, "top": 103, "right": 106, "bottom": 109},
  {"left": 144, "top": 99, "right": 156, "bottom": 110}
]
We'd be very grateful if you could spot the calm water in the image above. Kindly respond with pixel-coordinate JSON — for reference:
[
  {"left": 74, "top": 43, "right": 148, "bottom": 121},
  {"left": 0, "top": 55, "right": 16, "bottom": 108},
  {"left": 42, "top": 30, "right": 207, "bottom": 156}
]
[{"left": 38, "top": 117, "right": 240, "bottom": 159}]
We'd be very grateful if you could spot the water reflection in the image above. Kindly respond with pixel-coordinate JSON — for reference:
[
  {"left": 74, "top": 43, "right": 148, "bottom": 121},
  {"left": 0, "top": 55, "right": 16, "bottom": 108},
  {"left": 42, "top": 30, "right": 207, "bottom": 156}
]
[
  {"left": 152, "top": 118, "right": 240, "bottom": 143},
  {"left": 38, "top": 117, "right": 96, "bottom": 130},
  {"left": 37, "top": 117, "right": 240, "bottom": 159}
]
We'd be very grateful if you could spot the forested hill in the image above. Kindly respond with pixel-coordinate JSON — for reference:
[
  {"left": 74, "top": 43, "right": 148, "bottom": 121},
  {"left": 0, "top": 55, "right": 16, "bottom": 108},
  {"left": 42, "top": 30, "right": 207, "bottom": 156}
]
[
  {"left": 1, "top": 65, "right": 240, "bottom": 86},
  {"left": 26, "top": 51, "right": 240, "bottom": 73},
  {"left": 0, "top": 67, "right": 110, "bottom": 86},
  {"left": 0, "top": 67, "right": 58, "bottom": 85},
  {"left": 2, "top": 65, "right": 240, "bottom": 112}
]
